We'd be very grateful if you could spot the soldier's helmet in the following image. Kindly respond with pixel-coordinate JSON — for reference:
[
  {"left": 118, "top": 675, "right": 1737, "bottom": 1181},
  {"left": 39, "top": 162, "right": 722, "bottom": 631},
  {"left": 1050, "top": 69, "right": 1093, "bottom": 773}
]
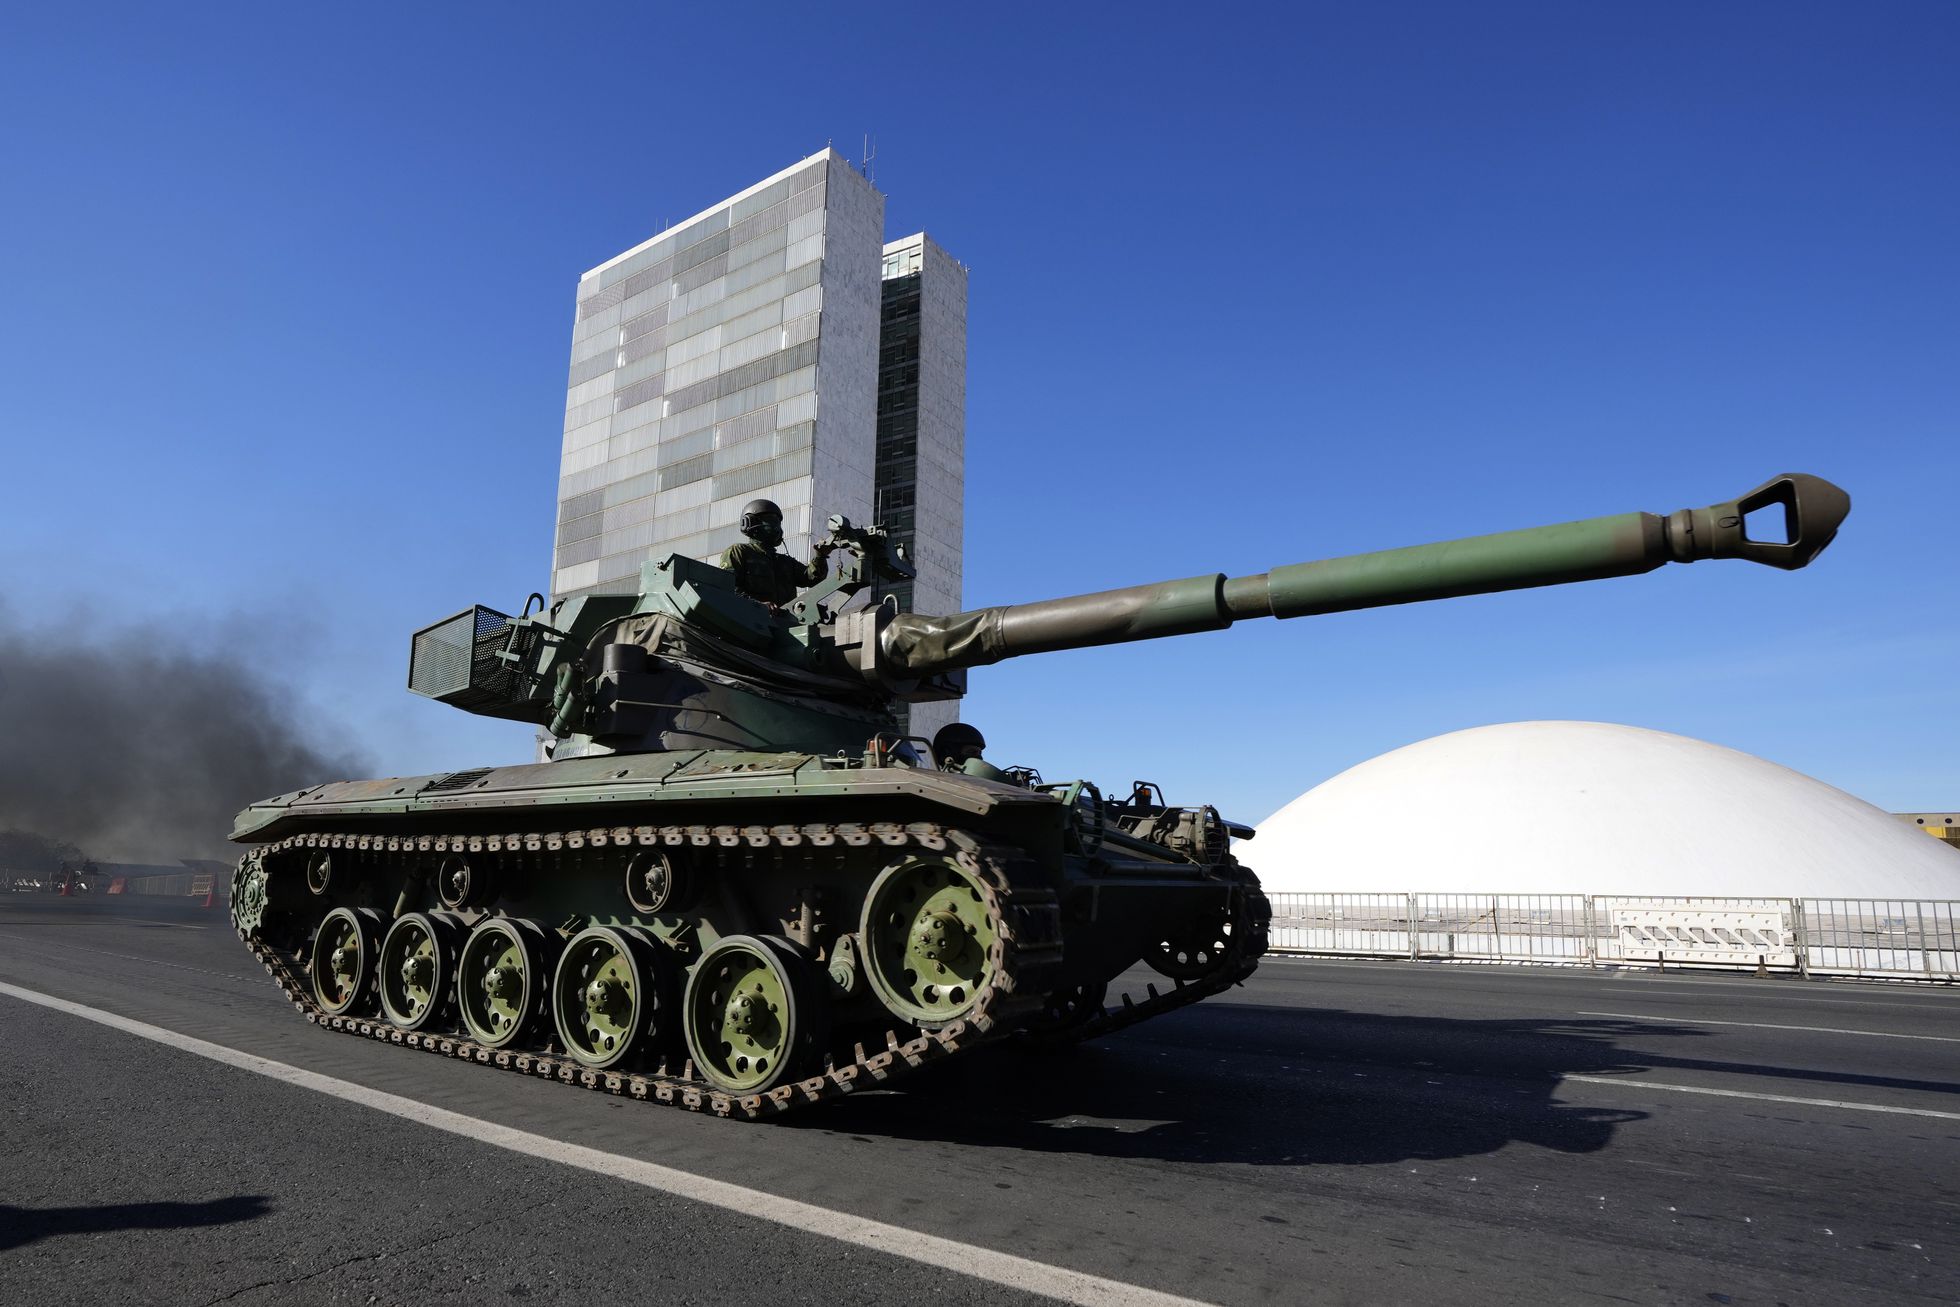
[
  {"left": 932, "top": 722, "right": 986, "bottom": 762},
  {"left": 739, "top": 499, "right": 784, "bottom": 538}
]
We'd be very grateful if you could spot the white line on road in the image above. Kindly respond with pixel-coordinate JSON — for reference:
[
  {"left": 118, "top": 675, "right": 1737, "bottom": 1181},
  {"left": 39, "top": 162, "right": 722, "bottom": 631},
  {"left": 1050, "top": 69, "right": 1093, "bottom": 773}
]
[
  {"left": 0, "top": 931, "right": 260, "bottom": 983},
  {"left": 0, "top": 916, "right": 211, "bottom": 930},
  {"left": 1576, "top": 1010, "right": 1960, "bottom": 1043},
  {"left": 1265, "top": 956, "right": 1958, "bottom": 1006},
  {"left": 0, "top": 981, "right": 1213, "bottom": 1307},
  {"left": 1561, "top": 1075, "right": 1960, "bottom": 1120}
]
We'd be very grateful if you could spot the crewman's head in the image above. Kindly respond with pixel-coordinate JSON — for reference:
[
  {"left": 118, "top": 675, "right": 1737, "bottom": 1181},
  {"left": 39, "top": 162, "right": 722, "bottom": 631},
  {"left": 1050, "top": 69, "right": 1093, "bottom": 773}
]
[
  {"left": 932, "top": 721, "right": 987, "bottom": 764},
  {"left": 739, "top": 498, "right": 785, "bottom": 548}
]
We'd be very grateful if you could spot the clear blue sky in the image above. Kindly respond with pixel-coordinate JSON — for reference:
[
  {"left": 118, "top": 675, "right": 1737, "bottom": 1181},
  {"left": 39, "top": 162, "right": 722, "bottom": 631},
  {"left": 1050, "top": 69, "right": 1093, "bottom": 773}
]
[{"left": 2, "top": 2, "right": 1954, "bottom": 825}]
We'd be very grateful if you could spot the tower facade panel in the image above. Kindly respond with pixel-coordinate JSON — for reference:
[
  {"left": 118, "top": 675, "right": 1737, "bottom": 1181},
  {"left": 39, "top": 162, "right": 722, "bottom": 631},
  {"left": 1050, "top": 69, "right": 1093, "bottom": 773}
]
[{"left": 552, "top": 151, "right": 887, "bottom": 601}]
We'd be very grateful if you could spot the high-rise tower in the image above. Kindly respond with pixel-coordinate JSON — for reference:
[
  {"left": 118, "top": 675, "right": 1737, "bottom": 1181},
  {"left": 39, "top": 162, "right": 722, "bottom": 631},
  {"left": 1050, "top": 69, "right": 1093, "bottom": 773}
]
[
  {"left": 550, "top": 151, "right": 966, "bottom": 695},
  {"left": 876, "top": 234, "right": 967, "bottom": 622}
]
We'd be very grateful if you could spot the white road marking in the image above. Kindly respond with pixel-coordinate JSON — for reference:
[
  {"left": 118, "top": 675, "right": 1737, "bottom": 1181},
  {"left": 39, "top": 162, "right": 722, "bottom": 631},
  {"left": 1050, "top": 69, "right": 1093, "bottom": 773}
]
[
  {"left": 1561, "top": 1075, "right": 1960, "bottom": 1121},
  {"left": 0, "top": 981, "right": 1212, "bottom": 1307},
  {"left": 0, "top": 931, "right": 259, "bottom": 983},
  {"left": 1576, "top": 1010, "right": 1960, "bottom": 1043},
  {"left": 1629, "top": 990, "right": 1957, "bottom": 1010},
  {"left": 1586, "top": 982, "right": 1958, "bottom": 1008},
  {"left": 0, "top": 915, "right": 211, "bottom": 930},
  {"left": 1267, "top": 956, "right": 1956, "bottom": 1006}
]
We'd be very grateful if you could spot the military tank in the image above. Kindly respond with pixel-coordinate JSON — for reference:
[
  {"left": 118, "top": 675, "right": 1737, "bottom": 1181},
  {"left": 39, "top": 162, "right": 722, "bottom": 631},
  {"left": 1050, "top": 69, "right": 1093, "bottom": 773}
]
[{"left": 230, "top": 472, "right": 1848, "bottom": 1119}]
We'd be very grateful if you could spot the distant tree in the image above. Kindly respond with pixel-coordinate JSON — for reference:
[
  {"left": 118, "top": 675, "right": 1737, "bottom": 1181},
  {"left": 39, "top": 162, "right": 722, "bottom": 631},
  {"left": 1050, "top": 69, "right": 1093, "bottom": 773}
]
[{"left": 0, "top": 829, "right": 88, "bottom": 874}]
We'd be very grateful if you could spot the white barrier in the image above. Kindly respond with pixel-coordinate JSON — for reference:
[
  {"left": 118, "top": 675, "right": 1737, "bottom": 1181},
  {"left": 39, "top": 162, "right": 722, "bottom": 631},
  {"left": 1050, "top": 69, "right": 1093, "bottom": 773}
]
[
  {"left": 1264, "top": 893, "right": 1960, "bottom": 982},
  {"left": 1609, "top": 907, "right": 1795, "bottom": 967}
]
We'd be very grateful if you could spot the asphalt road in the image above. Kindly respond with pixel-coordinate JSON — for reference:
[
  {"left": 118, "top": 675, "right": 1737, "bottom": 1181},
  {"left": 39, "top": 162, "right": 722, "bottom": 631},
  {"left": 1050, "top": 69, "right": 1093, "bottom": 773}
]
[{"left": 1, "top": 895, "right": 1954, "bottom": 1305}]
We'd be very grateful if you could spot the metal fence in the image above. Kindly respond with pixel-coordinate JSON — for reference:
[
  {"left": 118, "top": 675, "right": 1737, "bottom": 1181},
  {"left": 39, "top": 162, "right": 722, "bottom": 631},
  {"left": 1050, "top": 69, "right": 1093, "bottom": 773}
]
[
  {"left": 112, "top": 871, "right": 218, "bottom": 900},
  {"left": 1266, "top": 893, "right": 1960, "bottom": 982}
]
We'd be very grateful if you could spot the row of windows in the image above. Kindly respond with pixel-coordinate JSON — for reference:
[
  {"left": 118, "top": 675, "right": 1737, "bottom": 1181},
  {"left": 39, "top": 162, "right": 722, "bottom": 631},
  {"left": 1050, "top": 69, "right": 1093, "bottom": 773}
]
[
  {"left": 670, "top": 248, "right": 729, "bottom": 302},
  {"left": 875, "top": 455, "right": 917, "bottom": 489},
  {"left": 569, "top": 389, "right": 815, "bottom": 495},
  {"left": 581, "top": 237, "right": 837, "bottom": 361},
  {"left": 553, "top": 365, "right": 819, "bottom": 500},
  {"left": 630, "top": 339, "right": 820, "bottom": 420},
  {"left": 656, "top": 259, "right": 821, "bottom": 369},
  {"left": 568, "top": 348, "right": 616, "bottom": 389},
  {"left": 620, "top": 299, "right": 671, "bottom": 345},
  {"left": 588, "top": 159, "right": 826, "bottom": 294},
  {"left": 607, "top": 295, "right": 784, "bottom": 400}
]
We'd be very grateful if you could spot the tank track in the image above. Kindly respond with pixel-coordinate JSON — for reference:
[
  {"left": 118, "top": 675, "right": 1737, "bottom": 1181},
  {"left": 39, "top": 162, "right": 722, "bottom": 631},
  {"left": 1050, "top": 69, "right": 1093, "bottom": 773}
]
[{"left": 235, "top": 819, "right": 1265, "bottom": 1121}]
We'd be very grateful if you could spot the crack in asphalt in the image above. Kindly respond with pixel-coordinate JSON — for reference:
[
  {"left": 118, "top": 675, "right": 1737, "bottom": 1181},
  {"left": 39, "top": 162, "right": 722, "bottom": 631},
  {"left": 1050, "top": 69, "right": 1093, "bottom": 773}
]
[{"left": 195, "top": 1196, "right": 562, "bottom": 1306}]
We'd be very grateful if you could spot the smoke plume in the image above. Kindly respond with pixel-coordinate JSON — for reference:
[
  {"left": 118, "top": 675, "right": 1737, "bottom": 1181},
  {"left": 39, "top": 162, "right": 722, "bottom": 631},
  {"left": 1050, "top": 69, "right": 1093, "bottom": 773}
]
[{"left": 0, "top": 619, "right": 370, "bottom": 863}]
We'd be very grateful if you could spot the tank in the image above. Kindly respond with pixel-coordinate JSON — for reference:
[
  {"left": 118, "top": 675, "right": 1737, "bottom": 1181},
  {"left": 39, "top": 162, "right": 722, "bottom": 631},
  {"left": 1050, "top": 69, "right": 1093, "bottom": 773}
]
[{"left": 229, "top": 472, "right": 1849, "bottom": 1119}]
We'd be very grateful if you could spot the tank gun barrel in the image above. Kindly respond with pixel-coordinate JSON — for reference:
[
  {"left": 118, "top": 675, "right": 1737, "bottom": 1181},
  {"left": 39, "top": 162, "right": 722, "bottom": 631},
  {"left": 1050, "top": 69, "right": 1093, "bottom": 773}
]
[{"left": 878, "top": 473, "right": 1849, "bottom": 678}]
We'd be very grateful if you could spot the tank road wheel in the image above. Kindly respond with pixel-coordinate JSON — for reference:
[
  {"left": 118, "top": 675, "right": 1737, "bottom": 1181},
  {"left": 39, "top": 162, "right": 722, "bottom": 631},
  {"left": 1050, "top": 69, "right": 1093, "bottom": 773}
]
[
  {"left": 378, "top": 912, "right": 464, "bottom": 1031},
  {"left": 860, "top": 857, "right": 999, "bottom": 1028},
  {"left": 682, "top": 935, "right": 829, "bottom": 1096},
  {"left": 310, "top": 907, "right": 382, "bottom": 1015},
  {"left": 457, "top": 918, "right": 556, "bottom": 1048},
  {"left": 622, "top": 850, "right": 694, "bottom": 915},
  {"left": 550, "top": 926, "right": 681, "bottom": 1070},
  {"left": 436, "top": 855, "right": 495, "bottom": 911}
]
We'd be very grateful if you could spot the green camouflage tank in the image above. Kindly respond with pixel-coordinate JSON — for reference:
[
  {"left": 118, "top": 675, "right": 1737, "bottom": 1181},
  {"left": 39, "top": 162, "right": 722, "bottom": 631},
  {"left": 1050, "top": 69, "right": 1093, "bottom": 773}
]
[{"left": 229, "top": 473, "right": 1848, "bottom": 1119}]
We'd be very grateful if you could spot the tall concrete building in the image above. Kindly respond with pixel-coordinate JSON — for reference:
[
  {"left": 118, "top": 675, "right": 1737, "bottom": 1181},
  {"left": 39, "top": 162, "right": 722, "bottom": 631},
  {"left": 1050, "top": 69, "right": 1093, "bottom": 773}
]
[
  {"left": 550, "top": 151, "right": 966, "bottom": 700},
  {"left": 875, "top": 234, "right": 967, "bottom": 621}
]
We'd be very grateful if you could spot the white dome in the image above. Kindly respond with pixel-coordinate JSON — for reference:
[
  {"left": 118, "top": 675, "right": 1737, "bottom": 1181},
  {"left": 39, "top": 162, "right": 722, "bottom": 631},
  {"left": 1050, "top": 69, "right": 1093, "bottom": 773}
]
[{"left": 1251, "top": 721, "right": 1960, "bottom": 898}]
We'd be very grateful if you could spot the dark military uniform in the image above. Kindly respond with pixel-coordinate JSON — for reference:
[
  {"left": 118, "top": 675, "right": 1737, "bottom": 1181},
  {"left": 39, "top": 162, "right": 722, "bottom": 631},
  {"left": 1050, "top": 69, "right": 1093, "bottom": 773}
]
[{"left": 719, "top": 539, "right": 826, "bottom": 606}]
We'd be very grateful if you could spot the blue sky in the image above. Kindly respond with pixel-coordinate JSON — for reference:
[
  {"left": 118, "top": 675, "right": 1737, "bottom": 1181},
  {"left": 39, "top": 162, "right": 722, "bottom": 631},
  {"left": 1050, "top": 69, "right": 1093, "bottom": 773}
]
[{"left": 1, "top": 2, "right": 1954, "bottom": 825}]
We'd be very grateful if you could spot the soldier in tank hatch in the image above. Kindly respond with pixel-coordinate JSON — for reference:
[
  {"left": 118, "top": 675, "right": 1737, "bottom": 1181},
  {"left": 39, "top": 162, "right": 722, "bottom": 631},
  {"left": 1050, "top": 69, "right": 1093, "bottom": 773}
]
[
  {"left": 719, "top": 498, "right": 834, "bottom": 607},
  {"left": 933, "top": 721, "right": 1009, "bottom": 783}
]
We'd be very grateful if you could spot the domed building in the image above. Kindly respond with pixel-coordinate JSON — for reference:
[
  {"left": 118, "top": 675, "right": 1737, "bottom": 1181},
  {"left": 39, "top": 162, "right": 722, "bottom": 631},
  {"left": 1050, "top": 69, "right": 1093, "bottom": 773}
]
[{"left": 1251, "top": 721, "right": 1960, "bottom": 898}]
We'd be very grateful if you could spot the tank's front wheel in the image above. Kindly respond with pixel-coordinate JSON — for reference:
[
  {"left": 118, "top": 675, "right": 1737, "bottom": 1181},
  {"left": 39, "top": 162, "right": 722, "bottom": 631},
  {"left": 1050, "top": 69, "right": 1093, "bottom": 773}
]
[
  {"left": 683, "top": 935, "right": 828, "bottom": 1095},
  {"left": 378, "top": 911, "right": 464, "bottom": 1030},
  {"left": 457, "top": 918, "right": 556, "bottom": 1048},
  {"left": 860, "top": 857, "right": 1000, "bottom": 1028},
  {"left": 551, "top": 926, "right": 680, "bottom": 1070},
  {"left": 310, "top": 907, "right": 382, "bottom": 1016}
]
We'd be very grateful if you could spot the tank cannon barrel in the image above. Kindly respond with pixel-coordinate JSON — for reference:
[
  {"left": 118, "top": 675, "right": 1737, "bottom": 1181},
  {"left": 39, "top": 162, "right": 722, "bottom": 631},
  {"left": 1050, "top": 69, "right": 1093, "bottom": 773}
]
[{"left": 878, "top": 473, "right": 1849, "bottom": 678}]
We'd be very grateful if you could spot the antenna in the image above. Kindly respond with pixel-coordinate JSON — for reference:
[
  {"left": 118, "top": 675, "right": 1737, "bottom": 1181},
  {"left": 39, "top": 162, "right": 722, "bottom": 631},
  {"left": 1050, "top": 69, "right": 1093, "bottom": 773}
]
[{"left": 861, "top": 134, "right": 878, "bottom": 186}]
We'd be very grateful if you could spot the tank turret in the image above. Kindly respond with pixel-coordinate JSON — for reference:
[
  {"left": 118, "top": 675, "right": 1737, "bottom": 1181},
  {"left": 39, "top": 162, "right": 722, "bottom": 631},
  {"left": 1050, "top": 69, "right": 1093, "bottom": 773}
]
[{"left": 410, "top": 472, "right": 1847, "bottom": 757}]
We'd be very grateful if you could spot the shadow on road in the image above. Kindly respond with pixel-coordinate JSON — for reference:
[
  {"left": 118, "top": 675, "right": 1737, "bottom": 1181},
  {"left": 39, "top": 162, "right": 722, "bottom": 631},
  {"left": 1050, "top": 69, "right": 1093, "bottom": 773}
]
[
  {"left": 792, "top": 1005, "right": 1708, "bottom": 1165},
  {"left": 0, "top": 1195, "right": 272, "bottom": 1250}
]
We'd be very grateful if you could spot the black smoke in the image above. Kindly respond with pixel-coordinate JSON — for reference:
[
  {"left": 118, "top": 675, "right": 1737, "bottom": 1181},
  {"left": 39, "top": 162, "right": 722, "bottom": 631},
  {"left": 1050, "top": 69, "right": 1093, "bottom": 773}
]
[
  {"left": 0, "top": 829, "right": 86, "bottom": 875},
  {"left": 0, "top": 620, "right": 370, "bottom": 863}
]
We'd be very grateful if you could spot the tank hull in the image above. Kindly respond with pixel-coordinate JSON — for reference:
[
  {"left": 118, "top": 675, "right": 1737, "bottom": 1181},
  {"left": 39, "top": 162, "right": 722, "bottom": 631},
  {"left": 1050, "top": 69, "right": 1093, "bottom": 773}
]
[{"left": 230, "top": 755, "right": 1269, "bottom": 1119}]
